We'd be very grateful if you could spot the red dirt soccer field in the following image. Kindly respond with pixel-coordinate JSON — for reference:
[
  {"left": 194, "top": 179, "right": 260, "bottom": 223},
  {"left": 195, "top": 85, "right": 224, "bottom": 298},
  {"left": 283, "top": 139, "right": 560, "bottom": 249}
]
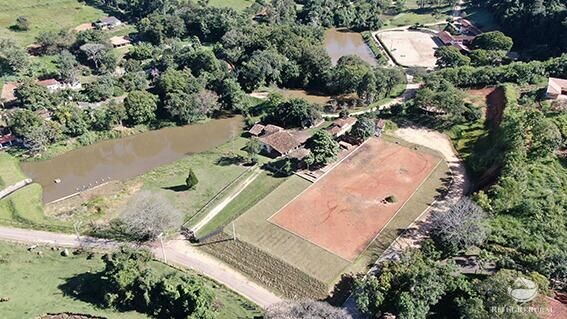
[{"left": 269, "top": 138, "right": 440, "bottom": 261}]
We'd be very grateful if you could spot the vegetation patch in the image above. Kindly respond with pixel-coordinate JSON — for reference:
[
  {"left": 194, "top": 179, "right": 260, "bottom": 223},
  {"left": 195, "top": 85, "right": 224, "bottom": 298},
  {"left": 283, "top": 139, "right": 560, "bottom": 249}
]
[
  {"left": 200, "top": 232, "right": 329, "bottom": 300},
  {"left": 0, "top": 241, "right": 261, "bottom": 319}
]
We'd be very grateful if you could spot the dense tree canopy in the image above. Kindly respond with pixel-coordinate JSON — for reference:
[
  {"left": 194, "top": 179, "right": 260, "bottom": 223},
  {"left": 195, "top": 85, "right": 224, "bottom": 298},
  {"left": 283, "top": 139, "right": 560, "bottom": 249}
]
[{"left": 470, "top": 0, "right": 567, "bottom": 58}]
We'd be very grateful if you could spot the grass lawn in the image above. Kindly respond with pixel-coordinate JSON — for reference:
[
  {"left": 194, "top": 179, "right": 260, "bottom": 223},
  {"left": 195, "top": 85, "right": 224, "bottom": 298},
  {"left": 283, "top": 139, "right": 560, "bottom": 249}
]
[
  {"left": 0, "top": 0, "right": 105, "bottom": 46},
  {"left": 0, "top": 153, "right": 69, "bottom": 232},
  {"left": 207, "top": 0, "right": 254, "bottom": 11},
  {"left": 0, "top": 241, "right": 261, "bottom": 319},
  {"left": 196, "top": 170, "right": 287, "bottom": 236},
  {"left": 228, "top": 175, "right": 350, "bottom": 284},
  {"left": 137, "top": 137, "right": 251, "bottom": 222},
  {"left": 384, "top": 1, "right": 452, "bottom": 27}
]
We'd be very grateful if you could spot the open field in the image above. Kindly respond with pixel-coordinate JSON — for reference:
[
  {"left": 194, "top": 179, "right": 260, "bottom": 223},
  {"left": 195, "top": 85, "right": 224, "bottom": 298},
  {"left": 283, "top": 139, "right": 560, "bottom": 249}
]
[
  {"left": 377, "top": 30, "right": 439, "bottom": 68},
  {"left": 384, "top": 1, "right": 452, "bottom": 27},
  {"left": 0, "top": 0, "right": 105, "bottom": 46},
  {"left": 269, "top": 138, "right": 441, "bottom": 261},
  {"left": 140, "top": 136, "right": 266, "bottom": 222},
  {"left": 207, "top": 0, "right": 253, "bottom": 11},
  {"left": 196, "top": 170, "right": 287, "bottom": 236},
  {"left": 200, "top": 136, "right": 449, "bottom": 299},
  {"left": 0, "top": 241, "right": 261, "bottom": 319}
]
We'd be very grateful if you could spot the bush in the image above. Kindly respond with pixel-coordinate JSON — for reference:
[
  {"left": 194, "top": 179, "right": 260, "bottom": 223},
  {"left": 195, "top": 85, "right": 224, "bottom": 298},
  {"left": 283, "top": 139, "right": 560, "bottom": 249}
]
[
  {"left": 186, "top": 168, "right": 199, "bottom": 189},
  {"left": 385, "top": 195, "right": 397, "bottom": 203}
]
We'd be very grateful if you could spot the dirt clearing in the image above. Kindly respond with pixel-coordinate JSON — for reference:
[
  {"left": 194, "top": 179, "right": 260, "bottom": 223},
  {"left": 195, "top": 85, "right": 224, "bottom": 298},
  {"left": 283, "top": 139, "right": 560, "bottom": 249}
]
[{"left": 269, "top": 138, "right": 440, "bottom": 261}]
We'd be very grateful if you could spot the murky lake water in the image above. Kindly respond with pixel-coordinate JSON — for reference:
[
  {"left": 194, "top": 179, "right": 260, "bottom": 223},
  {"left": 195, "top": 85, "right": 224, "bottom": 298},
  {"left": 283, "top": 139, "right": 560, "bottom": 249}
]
[
  {"left": 324, "top": 28, "right": 377, "bottom": 66},
  {"left": 22, "top": 116, "right": 244, "bottom": 203}
]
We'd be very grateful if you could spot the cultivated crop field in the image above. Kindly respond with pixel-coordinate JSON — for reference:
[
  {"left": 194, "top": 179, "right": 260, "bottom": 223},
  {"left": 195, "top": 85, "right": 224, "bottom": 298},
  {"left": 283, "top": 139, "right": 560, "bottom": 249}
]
[
  {"left": 270, "top": 138, "right": 441, "bottom": 261},
  {"left": 377, "top": 30, "right": 439, "bottom": 68}
]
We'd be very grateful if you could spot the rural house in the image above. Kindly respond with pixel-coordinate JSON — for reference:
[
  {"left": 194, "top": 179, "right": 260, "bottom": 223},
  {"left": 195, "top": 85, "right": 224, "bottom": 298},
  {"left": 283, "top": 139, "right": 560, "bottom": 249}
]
[
  {"left": 259, "top": 130, "right": 302, "bottom": 158},
  {"left": 375, "top": 119, "right": 386, "bottom": 137},
  {"left": 94, "top": 16, "right": 122, "bottom": 30},
  {"left": 327, "top": 117, "right": 357, "bottom": 138},
  {"left": 0, "top": 128, "right": 16, "bottom": 150},
  {"left": 546, "top": 77, "right": 567, "bottom": 100},
  {"left": 110, "top": 36, "right": 132, "bottom": 48}
]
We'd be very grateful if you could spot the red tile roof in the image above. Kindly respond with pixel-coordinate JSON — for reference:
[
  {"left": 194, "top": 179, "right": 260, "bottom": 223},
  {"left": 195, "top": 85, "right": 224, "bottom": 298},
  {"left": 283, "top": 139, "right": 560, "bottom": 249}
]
[
  {"left": 0, "top": 133, "right": 15, "bottom": 144},
  {"left": 263, "top": 124, "right": 284, "bottom": 135},
  {"left": 259, "top": 131, "right": 301, "bottom": 155},
  {"left": 248, "top": 124, "right": 265, "bottom": 136},
  {"left": 37, "top": 79, "right": 60, "bottom": 87},
  {"left": 437, "top": 31, "right": 455, "bottom": 44}
]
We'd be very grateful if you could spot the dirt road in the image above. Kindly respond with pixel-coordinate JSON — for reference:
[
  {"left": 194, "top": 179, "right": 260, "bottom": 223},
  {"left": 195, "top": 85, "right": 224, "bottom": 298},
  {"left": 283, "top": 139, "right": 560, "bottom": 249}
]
[
  {"left": 0, "top": 226, "right": 282, "bottom": 308},
  {"left": 192, "top": 168, "right": 261, "bottom": 233}
]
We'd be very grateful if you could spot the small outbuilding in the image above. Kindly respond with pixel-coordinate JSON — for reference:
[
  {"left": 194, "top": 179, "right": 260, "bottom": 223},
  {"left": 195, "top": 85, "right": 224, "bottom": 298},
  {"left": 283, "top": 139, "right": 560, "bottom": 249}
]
[
  {"left": 94, "top": 16, "right": 123, "bottom": 30},
  {"left": 0, "top": 82, "right": 17, "bottom": 105},
  {"left": 248, "top": 123, "right": 266, "bottom": 136},
  {"left": 547, "top": 77, "right": 567, "bottom": 100},
  {"left": 0, "top": 130, "right": 16, "bottom": 149},
  {"left": 110, "top": 36, "right": 131, "bottom": 48},
  {"left": 327, "top": 117, "right": 357, "bottom": 138}
]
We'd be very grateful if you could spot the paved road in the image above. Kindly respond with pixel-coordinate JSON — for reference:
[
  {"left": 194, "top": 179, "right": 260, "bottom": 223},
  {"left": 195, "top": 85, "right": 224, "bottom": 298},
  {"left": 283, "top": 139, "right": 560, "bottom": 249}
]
[{"left": 0, "top": 226, "right": 282, "bottom": 308}]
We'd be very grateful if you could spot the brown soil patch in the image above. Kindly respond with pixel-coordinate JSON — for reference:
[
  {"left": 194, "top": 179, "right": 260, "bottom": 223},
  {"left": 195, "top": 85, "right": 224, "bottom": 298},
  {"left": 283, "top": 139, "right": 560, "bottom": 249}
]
[
  {"left": 269, "top": 138, "right": 439, "bottom": 261},
  {"left": 465, "top": 86, "right": 505, "bottom": 127},
  {"left": 486, "top": 87, "right": 505, "bottom": 127}
]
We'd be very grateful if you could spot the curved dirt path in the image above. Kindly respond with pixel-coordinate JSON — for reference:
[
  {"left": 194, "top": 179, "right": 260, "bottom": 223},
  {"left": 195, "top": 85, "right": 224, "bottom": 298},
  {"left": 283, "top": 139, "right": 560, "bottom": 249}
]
[
  {"left": 192, "top": 168, "right": 261, "bottom": 233},
  {"left": 0, "top": 226, "right": 281, "bottom": 308}
]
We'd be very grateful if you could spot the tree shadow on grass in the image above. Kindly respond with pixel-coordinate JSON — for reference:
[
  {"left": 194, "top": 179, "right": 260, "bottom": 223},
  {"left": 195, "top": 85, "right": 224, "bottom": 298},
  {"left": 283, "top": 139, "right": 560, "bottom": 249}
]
[
  {"left": 216, "top": 155, "right": 245, "bottom": 166},
  {"left": 58, "top": 271, "right": 106, "bottom": 308},
  {"left": 163, "top": 185, "right": 190, "bottom": 192}
]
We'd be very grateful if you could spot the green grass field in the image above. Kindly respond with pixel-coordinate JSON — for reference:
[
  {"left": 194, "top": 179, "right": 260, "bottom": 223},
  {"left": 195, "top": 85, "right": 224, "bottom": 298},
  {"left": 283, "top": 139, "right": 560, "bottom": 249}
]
[
  {"left": 0, "top": 241, "right": 261, "bottom": 319},
  {"left": 207, "top": 0, "right": 254, "bottom": 11},
  {"left": 384, "top": 1, "right": 452, "bottom": 27},
  {"left": 0, "top": 153, "right": 68, "bottom": 232},
  {"left": 0, "top": 0, "right": 105, "bottom": 46},
  {"left": 196, "top": 170, "right": 286, "bottom": 236},
  {"left": 138, "top": 137, "right": 252, "bottom": 222}
]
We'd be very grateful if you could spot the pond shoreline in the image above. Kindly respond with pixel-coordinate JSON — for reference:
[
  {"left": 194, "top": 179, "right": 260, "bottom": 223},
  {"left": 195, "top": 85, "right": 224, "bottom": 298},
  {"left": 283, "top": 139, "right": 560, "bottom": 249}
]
[{"left": 22, "top": 116, "right": 244, "bottom": 203}]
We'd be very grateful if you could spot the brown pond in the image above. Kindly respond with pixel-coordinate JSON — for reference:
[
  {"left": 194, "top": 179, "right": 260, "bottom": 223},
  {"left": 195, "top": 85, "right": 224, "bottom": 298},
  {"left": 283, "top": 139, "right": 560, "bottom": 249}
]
[
  {"left": 324, "top": 28, "right": 377, "bottom": 66},
  {"left": 22, "top": 116, "right": 244, "bottom": 203}
]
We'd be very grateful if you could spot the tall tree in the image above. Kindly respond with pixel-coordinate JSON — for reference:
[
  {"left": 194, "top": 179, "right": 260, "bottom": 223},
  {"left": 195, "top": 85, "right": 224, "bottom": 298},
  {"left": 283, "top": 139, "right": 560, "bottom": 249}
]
[
  {"left": 305, "top": 130, "right": 339, "bottom": 167},
  {"left": 124, "top": 90, "right": 158, "bottom": 125}
]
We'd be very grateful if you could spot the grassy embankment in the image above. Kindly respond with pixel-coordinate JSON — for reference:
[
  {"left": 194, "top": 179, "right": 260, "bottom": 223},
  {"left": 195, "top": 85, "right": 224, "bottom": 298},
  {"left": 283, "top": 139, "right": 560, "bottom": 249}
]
[
  {"left": 0, "top": 153, "right": 69, "bottom": 232},
  {"left": 0, "top": 241, "right": 261, "bottom": 319},
  {"left": 447, "top": 84, "right": 517, "bottom": 187}
]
